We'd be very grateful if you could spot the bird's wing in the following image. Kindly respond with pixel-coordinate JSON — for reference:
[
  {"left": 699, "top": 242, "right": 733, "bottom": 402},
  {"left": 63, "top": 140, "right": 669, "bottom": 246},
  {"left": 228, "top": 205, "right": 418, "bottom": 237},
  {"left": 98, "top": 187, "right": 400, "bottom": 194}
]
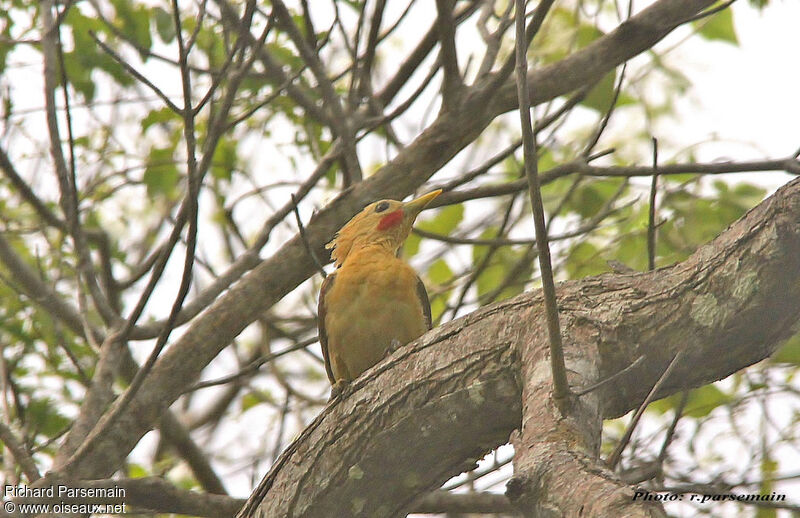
[
  {"left": 415, "top": 275, "right": 433, "bottom": 330},
  {"left": 317, "top": 272, "right": 337, "bottom": 385}
]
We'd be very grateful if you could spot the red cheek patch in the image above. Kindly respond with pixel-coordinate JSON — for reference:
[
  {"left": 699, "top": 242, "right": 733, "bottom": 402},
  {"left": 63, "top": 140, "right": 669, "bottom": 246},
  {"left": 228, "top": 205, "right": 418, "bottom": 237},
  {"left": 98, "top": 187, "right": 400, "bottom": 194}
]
[{"left": 377, "top": 209, "right": 404, "bottom": 230}]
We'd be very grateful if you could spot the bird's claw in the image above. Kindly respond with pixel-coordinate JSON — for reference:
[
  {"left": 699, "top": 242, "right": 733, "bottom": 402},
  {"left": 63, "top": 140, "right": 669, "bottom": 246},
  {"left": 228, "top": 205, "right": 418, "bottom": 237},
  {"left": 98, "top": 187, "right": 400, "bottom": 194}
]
[
  {"left": 328, "top": 380, "right": 351, "bottom": 401},
  {"left": 386, "top": 338, "right": 403, "bottom": 354}
]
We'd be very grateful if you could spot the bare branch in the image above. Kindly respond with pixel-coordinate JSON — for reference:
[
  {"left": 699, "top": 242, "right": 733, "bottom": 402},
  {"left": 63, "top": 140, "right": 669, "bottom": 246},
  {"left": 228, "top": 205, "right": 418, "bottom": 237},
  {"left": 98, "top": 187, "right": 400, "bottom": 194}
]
[
  {"left": 513, "top": 0, "right": 569, "bottom": 412},
  {"left": 0, "top": 234, "right": 100, "bottom": 343},
  {"left": 647, "top": 138, "right": 660, "bottom": 271},
  {"left": 435, "top": 0, "right": 463, "bottom": 111},
  {"left": 60, "top": 0, "right": 206, "bottom": 473},
  {"left": 0, "top": 421, "right": 40, "bottom": 482},
  {"left": 54, "top": 0, "right": 733, "bottom": 481},
  {"left": 352, "top": 0, "right": 387, "bottom": 104},
  {"left": 606, "top": 350, "right": 685, "bottom": 469},
  {"left": 42, "top": 1, "right": 118, "bottom": 329},
  {"left": 89, "top": 31, "right": 181, "bottom": 114},
  {"left": 414, "top": 490, "right": 518, "bottom": 515},
  {"left": 271, "top": 0, "right": 362, "bottom": 184},
  {"left": 438, "top": 156, "right": 800, "bottom": 206}
]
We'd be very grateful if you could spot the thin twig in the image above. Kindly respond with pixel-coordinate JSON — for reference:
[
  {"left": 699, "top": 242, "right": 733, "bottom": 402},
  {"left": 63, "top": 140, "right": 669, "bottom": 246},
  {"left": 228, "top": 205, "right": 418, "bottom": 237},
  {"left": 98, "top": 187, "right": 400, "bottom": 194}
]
[
  {"left": 0, "top": 147, "right": 64, "bottom": 231},
  {"left": 184, "top": 338, "right": 316, "bottom": 393},
  {"left": 583, "top": 63, "right": 627, "bottom": 156},
  {"left": 271, "top": 392, "right": 291, "bottom": 463},
  {"left": 447, "top": 193, "right": 520, "bottom": 320},
  {"left": 481, "top": 179, "right": 629, "bottom": 306},
  {"left": 607, "top": 350, "right": 685, "bottom": 469},
  {"left": 375, "top": 0, "right": 481, "bottom": 109},
  {"left": 97, "top": 0, "right": 270, "bottom": 341},
  {"left": 353, "top": 0, "right": 387, "bottom": 103},
  {"left": 681, "top": 0, "right": 737, "bottom": 24},
  {"left": 574, "top": 355, "right": 646, "bottom": 396},
  {"left": 514, "top": 0, "right": 570, "bottom": 411},
  {"left": 440, "top": 155, "right": 800, "bottom": 207},
  {"left": 291, "top": 195, "right": 327, "bottom": 278},
  {"left": 0, "top": 420, "right": 41, "bottom": 482},
  {"left": 647, "top": 137, "right": 659, "bottom": 271},
  {"left": 271, "top": 0, "right": 362, "bottom": 184},
  {"left": 122, "top": 140, "right": 337, "bottom": 342},
  {"left": 193, "top": 2, "right": 267, "bottom": 115},
  {"left": 488, "top": 0, "right": 556, "bottom": 96},
  {"left": 61, "top": 0, "right": 205, "bottom": 473},
  {"left": 53, "top": 1, "right": 104, "bottom": 349},
  {"left": 43, "top": 2, "right": 114, "bottom": 323},
  {"left": 0, "top": 234, "right": 101, "bottom": 343},
  {"left": 656, "top": 389, "right": 689, "bottom": 465},
  {"left": 89, "top": 31, "right": 181, "bottom": 114},
  {"left": 415, "top": 197, "right": 631, "bottom": 246}
]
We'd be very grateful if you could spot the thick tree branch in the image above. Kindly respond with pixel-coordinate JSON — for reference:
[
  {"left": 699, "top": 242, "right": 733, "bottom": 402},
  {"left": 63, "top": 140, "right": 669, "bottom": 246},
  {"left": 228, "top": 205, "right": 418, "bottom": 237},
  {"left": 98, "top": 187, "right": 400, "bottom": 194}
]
[
  {"left": 513, "top": 0, "right": 569, "bottom": 419},
  {"left": 237, "top": 177, "right": 800, "bottom": 516},
  {"left": 490, "top": 0, "right": 717, "bottom": 114},
  {"left": 435, "top": 156, "right": 799, "bottom": 207},
  {"left": 53, "top": 0, "right": 725, "bottom": 482},
  {"left": 435, "top": 0, "right": 463, "bottom": 111},
  {"left": 8, "top": 477, "right": 517, "bottom": 518}
]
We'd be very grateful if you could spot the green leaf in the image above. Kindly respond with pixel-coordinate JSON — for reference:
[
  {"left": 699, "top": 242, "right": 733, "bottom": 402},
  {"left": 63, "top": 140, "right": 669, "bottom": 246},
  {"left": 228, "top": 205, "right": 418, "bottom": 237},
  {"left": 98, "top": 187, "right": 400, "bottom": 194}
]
[
  {"left": 430, "top": 296, "right": 447, "bottom": 325},
  {"left": 566, "top": 178, "right": 625, "bottom": 218},
  {"left": 0, "top": 12, "right": 13, "bottom": 73},
  {"left": 694, "top": 7, "right": 738, "bottom": 45},
  {"left": 649, "top": 385, "right": 730, "bottom": 417},
  {"left": 565, "top": 241, "right": 609, "bottom": 278},
  {"left": 684, "top": 385, "right": 732, "bottom": 418},
  {"left": 405, "top": 204, "right": 463, "bottom": 257},
  {"left": 27, "top": 397, "right": 71, "bottom": 437},
  {"left": 771, "top": 333, "right": 800, "bottom": 364},
  {"left": 143, "top": 147, "right": 179, "bottom": 198},
  {"left": 141, "top": 107, "right": 180, "bottom": 132},
  {"left": 153, "top": 7, "right": 176, "bottom": 43},
  {"left": 211, "top": 137, "right": 238, "bottom": 181},
  {"left": 581, "top": 71, "right": 617, "bottom": 113},
  {"left": 427, "top": 259, "right": 453, "bottom": 285},
  {"left": 472, "top": 230, "right": 533, "bottom": 302},
  {"left": 111, "top": 0, "right": 153, "bottom": 59},
  {"left": 61, "top": 51, "right": 96, "bottom": 100},
  {"left": 128, "top": 464, "right": 149, "bottom": 479},
  {"left": 241, "top": 392, "right": 261, "bottom": 411}
]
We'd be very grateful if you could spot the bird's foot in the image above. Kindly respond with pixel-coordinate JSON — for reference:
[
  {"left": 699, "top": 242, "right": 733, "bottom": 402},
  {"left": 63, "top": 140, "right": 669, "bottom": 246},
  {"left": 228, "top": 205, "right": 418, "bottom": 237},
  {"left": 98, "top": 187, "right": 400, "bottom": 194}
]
[
  {"left": 386, "top": 338, "right": 403, "bottom": 354},
  {"left": 328, "top": 380, "right": 351, "bottom": 402}
]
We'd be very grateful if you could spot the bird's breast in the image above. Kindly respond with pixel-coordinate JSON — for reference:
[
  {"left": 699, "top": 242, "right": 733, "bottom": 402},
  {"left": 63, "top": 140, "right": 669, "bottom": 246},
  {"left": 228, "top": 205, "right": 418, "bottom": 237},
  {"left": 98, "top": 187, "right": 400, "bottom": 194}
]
[{"left": 324, "top": 256, "right": 427, "bottom": 379}]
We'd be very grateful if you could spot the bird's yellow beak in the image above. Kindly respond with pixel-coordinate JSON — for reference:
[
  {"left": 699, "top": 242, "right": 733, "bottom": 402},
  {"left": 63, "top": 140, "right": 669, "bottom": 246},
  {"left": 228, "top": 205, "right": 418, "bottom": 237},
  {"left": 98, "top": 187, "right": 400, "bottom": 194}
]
[{"left": 402, "top": 189, "right": 442, "bottom": 218}]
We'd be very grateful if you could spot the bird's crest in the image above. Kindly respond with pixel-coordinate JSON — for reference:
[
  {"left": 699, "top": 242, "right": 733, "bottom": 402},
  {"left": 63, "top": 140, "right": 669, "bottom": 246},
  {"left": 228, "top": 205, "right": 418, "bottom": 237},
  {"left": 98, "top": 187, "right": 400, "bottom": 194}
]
[{"left": 325, "top": 198, "right": 402, "bottom": 267}]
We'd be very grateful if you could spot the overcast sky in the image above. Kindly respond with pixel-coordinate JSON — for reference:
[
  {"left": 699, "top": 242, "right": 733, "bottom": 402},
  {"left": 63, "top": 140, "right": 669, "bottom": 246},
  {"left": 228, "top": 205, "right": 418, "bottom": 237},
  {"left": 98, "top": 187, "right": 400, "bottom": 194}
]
[{"left": 670, "top": 1, "right": 800, "bottom": 191}]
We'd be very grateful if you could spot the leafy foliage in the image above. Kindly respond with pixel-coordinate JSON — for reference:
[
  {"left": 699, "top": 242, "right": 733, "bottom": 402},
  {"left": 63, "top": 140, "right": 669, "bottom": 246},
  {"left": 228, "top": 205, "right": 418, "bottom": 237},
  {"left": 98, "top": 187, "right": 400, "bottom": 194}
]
[{"left": 0, "top": 1, "right": 794, "bottom": 516}]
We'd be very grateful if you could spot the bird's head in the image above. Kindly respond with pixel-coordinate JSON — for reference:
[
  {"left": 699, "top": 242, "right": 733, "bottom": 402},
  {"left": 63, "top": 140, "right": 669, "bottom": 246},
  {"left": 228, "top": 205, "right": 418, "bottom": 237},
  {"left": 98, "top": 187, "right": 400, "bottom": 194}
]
[{"left": 326, "top": 189, "right": 442, "bottom": 267}]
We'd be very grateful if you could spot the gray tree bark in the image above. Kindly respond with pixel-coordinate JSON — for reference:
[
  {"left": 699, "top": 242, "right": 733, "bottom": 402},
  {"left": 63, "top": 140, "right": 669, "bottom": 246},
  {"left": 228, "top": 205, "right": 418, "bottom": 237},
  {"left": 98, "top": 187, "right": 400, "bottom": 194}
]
[
  {"left": 55, "top": 0, "right": 717, "bottom": 482},
  {"left": 238, "top": 177, "right": 800, "bottom": 516}
]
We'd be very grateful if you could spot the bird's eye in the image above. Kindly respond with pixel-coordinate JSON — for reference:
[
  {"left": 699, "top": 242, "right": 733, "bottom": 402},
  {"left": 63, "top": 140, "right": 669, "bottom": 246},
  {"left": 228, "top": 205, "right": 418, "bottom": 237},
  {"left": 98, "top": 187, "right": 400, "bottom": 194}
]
[{"left": 375, "top": 201, "right": 390, "bottom": 213}]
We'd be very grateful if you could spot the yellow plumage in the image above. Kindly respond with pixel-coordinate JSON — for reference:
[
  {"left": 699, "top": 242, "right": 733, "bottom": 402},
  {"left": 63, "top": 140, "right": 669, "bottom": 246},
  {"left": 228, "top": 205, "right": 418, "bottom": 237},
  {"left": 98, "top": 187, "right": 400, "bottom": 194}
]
[{"left": 318, "top": 190, "right": 441, "bottom": 392}]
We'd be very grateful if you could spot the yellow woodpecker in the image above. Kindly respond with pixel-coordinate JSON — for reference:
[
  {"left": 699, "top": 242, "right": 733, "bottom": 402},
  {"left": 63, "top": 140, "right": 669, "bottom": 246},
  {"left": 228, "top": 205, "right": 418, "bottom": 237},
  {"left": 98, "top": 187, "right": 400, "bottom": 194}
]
[{"left": 318, "top": 190, "right": 442, "bottom": 395}]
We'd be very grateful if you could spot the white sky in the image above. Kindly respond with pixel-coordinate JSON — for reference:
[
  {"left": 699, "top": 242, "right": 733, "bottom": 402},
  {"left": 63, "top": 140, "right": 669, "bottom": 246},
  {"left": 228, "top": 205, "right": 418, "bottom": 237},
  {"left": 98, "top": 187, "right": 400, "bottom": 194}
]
[
  {"left": 3, "top": 0, "right": 800, "bottom": 513},
  {"left": 669, "top": 0, "right": 800, "bottom": 191}
]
